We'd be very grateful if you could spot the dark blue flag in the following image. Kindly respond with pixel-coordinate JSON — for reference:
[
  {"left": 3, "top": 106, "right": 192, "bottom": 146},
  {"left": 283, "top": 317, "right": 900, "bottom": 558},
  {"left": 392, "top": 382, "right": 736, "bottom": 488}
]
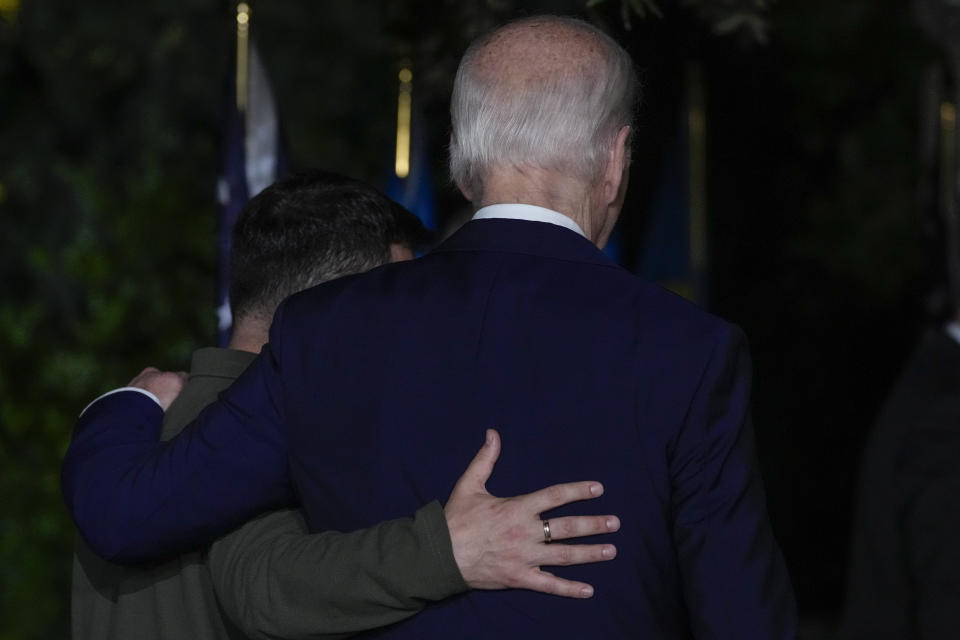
[
  {"left": 637, "top": 127, "right": 692, "bottom": 296},
  {"left": 637, "top": 75, "right": 708, "bottom": 306},
  {"left": 603, "top": 225, "right": 623, "bottom": 264}
]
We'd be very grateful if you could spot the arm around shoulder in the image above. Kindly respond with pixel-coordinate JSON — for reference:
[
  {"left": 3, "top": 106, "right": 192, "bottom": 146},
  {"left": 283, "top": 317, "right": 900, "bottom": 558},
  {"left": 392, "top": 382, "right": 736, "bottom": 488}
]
[
  {"left": 62, "top": 390, "right": 167, "bottom": 560},
  {"left": 61, "top": 343, "right": 295, "bottom": 564}
]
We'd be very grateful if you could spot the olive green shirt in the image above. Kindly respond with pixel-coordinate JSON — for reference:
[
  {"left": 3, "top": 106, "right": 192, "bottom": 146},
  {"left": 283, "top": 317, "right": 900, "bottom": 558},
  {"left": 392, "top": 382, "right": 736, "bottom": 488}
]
[{"left": 72, "top": 347, "right": 467, "bottom": 640}]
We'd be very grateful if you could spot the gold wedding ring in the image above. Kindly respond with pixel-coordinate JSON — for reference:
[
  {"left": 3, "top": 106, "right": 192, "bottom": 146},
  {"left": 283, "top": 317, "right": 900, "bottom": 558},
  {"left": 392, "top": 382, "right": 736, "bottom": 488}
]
[{"left": 542, "top": 519, "right": 552, "bottom": 543}]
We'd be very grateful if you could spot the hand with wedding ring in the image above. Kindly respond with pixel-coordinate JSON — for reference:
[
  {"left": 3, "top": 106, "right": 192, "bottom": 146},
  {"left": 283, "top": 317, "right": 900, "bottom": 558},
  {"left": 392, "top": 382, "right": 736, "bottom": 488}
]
[{"left": 444, "top": 429, "right": 620, "bottom": 599}]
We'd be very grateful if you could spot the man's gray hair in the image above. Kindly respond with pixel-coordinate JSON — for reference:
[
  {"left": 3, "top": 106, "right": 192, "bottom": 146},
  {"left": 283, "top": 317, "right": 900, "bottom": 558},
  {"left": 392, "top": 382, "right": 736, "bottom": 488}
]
[{"left": 449, "top": 16, "right": 639, "bottom": 198}]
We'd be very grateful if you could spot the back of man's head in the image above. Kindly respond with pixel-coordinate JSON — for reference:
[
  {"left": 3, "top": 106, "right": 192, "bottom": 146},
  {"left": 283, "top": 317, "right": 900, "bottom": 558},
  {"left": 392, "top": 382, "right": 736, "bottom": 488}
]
[
  {"left": 229, "top": 169, "right": 429, "bottom": 325},
  {"left": 449, "top": 15, "right": 638, "bottom": 200}
]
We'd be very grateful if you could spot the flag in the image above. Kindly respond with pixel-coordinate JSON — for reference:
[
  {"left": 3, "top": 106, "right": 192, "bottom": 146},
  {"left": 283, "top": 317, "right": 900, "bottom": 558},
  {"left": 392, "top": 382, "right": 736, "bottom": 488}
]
[
  {"left": 637, "top": 128, "right": 692, "bottom": 295},
  {"left": 216, "top": 13, "right": 286, "bottom": 346},
  {"left": 387, "top": 67, "right": 435, "bottom": 230},
  {"left": 637, "top": 64, "right": 708, "bottom": 306},
  {"left": 603, "top": 226, "right": 623, "bottom": 264}
]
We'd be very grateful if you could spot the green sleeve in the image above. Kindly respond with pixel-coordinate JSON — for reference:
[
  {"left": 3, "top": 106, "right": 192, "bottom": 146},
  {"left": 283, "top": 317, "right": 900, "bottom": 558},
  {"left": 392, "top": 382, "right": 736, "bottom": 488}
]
[{"left": 206, "top": 501, "right": 468, "bottom": 640}]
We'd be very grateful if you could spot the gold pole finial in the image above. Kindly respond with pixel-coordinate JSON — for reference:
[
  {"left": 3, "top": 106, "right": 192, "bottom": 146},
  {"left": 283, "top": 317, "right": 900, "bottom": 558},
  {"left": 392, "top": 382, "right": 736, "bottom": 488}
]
[
  {"left": 236, "top": 3, "right": 251, "bottom": 113},
  {"left": 395, "top": 67, "right": 413, "bottom": 179},
  {"left": 0, "top": 0, "right": 19, "bottom": 22},
  {"left": 940, "top": 101, "right": 957, "bottom": 219}
]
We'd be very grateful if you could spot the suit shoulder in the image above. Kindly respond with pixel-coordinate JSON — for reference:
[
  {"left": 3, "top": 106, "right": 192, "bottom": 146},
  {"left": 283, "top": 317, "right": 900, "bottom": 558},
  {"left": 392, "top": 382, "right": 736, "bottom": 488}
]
[
  {"left": 279, "top": 264, "right": 391, "bottom": 316},
  {"left": 608, "top": 270, "right": 742, "bottom": 347}
]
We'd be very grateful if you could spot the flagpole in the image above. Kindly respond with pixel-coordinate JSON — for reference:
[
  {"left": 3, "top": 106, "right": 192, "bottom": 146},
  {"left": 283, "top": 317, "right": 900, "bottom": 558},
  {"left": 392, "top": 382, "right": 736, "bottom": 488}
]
[
  {"left": 686, "top": 62, "right": 707, "bottom": 306},
  {"left": 236, "top": 2, "right": 250, "bottom": 114},
  {"left": 395, "top": 66, "right": 413, "bottom": 179},
  {"left": 940, "top": 99, "right": 960, "bottom": 308},
  {"left": 387, "top": 63, "right": 436, "bottom": 231}
]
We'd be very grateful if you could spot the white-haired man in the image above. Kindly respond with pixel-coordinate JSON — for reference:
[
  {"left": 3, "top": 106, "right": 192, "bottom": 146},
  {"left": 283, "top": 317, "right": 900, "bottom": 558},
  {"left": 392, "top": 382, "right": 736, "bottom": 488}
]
[{"left": 64, "top": 15, "right": 797, "bottom": 638}]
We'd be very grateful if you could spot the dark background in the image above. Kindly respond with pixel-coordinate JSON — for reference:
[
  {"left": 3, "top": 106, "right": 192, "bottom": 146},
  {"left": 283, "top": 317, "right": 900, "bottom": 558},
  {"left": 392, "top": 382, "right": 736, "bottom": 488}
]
[{"left": 0, "top": 0, "right": 948, "bottom": 637}]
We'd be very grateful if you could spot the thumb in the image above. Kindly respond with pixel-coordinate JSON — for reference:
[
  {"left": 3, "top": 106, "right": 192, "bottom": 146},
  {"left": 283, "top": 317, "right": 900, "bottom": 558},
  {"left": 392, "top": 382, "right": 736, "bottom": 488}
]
[{"left": 456, "top": 429, "right": 501, "bottom": 493}]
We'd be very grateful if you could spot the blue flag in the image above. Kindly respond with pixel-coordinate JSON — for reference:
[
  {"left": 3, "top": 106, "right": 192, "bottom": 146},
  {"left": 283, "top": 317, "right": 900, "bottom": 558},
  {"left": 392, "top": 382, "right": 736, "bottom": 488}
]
[
  {"left": 216, "top": 42, "right": 287, "bottom": 345},
  {"left": 638, "top": 128, "right": 689, "bottom": 288},
  {"left": 637, "top": 113, "right": 707, "bottom": 306},
  {"left": 603, "top": 226, "right": 623, "bottom": 264}
]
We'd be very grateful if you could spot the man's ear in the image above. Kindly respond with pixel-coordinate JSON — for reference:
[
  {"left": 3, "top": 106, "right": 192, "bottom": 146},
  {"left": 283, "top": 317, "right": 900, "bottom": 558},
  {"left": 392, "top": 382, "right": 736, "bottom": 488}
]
[
  {"left": 455, "top": 178, "right": 473, "bottom": 202},
  {"left": 602, "top": 126, "right": 631, "bottom": 206}
]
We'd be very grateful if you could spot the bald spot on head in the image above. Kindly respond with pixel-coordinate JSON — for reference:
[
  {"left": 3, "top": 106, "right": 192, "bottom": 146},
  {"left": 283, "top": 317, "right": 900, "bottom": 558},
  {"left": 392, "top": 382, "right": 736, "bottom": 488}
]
[{"left": 468, "top": 18, "right": 609, "bottom": 93}]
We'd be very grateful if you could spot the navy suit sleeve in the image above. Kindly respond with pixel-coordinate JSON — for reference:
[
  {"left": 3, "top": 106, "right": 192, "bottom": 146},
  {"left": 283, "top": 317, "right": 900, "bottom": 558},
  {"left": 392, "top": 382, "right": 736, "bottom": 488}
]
[
  {"left": 669, "top": 326, "right": 797, "bottom": 639},
  {"left": 61, "top": 309, "right": 295, "bottom": 564}
]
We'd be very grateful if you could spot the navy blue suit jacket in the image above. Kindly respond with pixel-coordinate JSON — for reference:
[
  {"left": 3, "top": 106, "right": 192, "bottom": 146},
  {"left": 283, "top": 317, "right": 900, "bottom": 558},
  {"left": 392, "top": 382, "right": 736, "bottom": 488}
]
[{"left": 64, "top": 219, "right": 796, "bottom": 638}]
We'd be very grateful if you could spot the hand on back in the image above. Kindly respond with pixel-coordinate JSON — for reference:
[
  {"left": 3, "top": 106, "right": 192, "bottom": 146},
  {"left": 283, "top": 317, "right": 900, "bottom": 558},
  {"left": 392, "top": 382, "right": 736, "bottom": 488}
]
[{"left": 445, "top": 429, "right": 620, "bottom": 599}]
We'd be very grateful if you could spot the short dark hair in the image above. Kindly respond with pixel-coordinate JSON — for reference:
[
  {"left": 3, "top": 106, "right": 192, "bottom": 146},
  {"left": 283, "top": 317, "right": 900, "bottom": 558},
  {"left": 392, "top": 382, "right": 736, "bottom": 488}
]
[{"left": 229, "top": 169, "right": 430, "bottom": 323}]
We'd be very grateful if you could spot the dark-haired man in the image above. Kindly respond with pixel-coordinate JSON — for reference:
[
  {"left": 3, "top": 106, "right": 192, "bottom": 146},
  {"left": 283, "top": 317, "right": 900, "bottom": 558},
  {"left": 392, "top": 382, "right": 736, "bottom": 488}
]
[{"left": 71, "top": 169, "right": 619, "bottom": 640}]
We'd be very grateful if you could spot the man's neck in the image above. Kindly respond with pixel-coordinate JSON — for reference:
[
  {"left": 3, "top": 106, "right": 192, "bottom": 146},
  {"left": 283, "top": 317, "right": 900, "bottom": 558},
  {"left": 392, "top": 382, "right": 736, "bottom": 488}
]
[
  {"left": 226, "top": 317, "right": 269, "bottom": 354},
  {"left": 476, "top": 168, "right": 602, "bottom": 243}
]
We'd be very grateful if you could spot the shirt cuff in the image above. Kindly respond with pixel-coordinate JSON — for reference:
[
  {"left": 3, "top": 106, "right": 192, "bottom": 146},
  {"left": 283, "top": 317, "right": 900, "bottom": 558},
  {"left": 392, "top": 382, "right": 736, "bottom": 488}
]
[{"left": 80, "top": 387, "right": 163, "bottom": 417}]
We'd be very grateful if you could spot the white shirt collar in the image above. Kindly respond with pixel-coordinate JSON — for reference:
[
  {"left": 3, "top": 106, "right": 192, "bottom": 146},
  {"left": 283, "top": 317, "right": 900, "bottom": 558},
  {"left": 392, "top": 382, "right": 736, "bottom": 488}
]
[
  {"left": 946, "top": 321, "right": 960, "bottom": 348},
  {"left": 472, "top": 204, "right": 586, "bottom": 239}
]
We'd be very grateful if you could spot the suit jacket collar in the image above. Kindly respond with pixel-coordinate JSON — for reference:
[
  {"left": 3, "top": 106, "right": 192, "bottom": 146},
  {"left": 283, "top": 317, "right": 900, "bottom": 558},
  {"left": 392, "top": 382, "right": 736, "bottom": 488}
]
[{"left": 432, "top": 219, "right": 620, "bottom": 269}]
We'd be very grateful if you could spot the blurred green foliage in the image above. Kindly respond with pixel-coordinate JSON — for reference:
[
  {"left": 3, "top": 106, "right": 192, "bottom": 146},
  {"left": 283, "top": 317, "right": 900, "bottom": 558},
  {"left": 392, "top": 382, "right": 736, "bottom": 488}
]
[{"left": 0, "top": 3, "right": 225, "bottom": 636}]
